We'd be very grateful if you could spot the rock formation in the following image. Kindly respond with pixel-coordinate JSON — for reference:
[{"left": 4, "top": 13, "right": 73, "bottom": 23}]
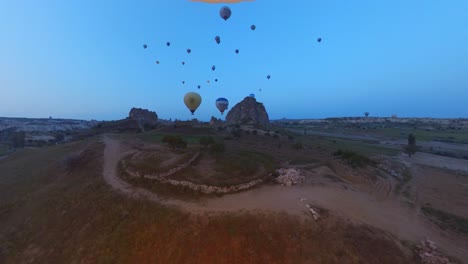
[
  {"left": 225, "top": 97, "right": 269, "bottom": 125},
  {"left": 209, "top": 116, "right": 223, "bottom": 126},
  {"left": 128, "top": 108, "right": 158, "bottom": 131}
]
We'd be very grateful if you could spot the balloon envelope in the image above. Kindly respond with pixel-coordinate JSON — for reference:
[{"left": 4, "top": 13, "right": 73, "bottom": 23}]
[
  {"left": 219, "top": 6, "right": 231, "bottom": 21},
  {"left": 317, "top": 37, "right": 322, "bottom": 43},
  {"left": 166, "top": 42, "right": 171, "bottom": 46},
  {"left": 212, "top": 65, "right": 216, "bottom": 71},
  {"left": 187, "top": 48, "right": 191, "bottom": 54},
  {"left": 184, "top": 92, "right": 202, "bottom": 115},
  {"left": 267, "top": 75, "right": 271, "bottom": 79},
  {"left": 215, "top": 36, "right": 221, "bottom": 44},
  {"left": 235, "top": 49, "right": 239, "bottom": 54},
  {"left": 216, "top": 98, "right": 229, "bottom": 115},
  {"left": 251, "top": 25, "right": 256, "bottom": 31},
  {"left": 143, "top": 44, "right": 147, "bottom": 49}
]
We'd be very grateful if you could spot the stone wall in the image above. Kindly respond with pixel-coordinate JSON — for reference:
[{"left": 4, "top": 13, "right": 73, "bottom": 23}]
[{"left": 122, "top": 152, "right": 263, "bottom": 194}]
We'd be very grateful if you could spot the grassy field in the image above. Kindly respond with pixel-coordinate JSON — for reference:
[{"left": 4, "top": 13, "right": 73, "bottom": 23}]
[
  {"left": 0, "top": 144, "right": 10, "bottom": 156},
  {"left": 422, "top": 204, "right": 468, "bottom": 235},
  {"left": 0, "top": 138, "right": 416, "bottom": 263}
]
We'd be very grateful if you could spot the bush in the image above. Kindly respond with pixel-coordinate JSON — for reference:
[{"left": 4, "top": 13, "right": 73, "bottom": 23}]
[
  {"left": 231, "top": 129, "right": 241, "bottom": 138},
  {"left": 333, "top": 149, "right": 374, "bottom": 168},
  {"left": 162, "top": 135, "right": 187, "bottom": 149},
  {"left": 199, "top": 136, "right": 215, "bottom": 147},
  {"left": 292, "top": 142, "right": 303, "bottom": 150},
  {"left": 252, "top": 130, "right": 258, "bottom": 135},
  {"left": 210, "top": 142, "right": 225, "bottom": 153}
]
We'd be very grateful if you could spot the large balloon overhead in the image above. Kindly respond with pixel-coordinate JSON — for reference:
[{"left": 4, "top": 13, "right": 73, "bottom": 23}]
[
  {"left": 215, "top": 98, "right": 229, "bottom": 115},
  {"left": 219, "top": 6, "right": 232, "bottom": 21},
  {"left": 184, "top": 92, "right": 202, "bottom": 115}
]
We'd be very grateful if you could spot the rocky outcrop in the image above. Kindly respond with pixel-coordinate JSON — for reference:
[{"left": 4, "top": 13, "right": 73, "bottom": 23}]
[
  {"left": 209, "top": 116, "right": 223, "bottom": 125},
  {"left": 225, "top": 97, "right": 269, "bottom": 125},
  {"left": 128, "top": 108, "right": 158, "bottom": 132}
]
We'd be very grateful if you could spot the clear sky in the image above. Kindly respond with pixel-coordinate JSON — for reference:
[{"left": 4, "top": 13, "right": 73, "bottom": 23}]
[{"left": 1, "top": 0, "right": 467, "bottom": 121}]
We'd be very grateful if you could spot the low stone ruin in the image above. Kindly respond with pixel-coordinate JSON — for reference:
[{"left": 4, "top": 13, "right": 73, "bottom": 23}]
[
  {"left": 416, "top": 239, "right": 453, "bottom": 264},
  {"left": 275, "top": 168, "right": 304, "bottom": 186}
]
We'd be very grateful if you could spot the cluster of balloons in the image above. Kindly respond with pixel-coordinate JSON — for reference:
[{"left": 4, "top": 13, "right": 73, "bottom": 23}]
[{"left": 143, "top": 5, "right": 321, "bottom": 116}]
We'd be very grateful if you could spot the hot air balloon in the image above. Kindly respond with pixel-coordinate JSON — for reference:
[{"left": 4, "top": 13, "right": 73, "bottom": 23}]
[
  {"left": 156, "top": 60, "right": 160, "bottom": 64},
  {"left": 215, "top": 36, "right": 221, "bottom": 44},
  {"left": 259, "top": 89, "right": 262, "bottom": 92},
  {"left": 219, "top": 6, "right": 231, "bottom": 21},
  {"left": 317, "top": 37, "right": 322, "bottom": 43},
  {"left": 211, "top": 65, "right": 216, "bottom": 71},
  {"left": 207, "top": 80, "right": 210, "bottom": 84},
  {"left": 235, "top": 49, "right": 239, "bottom": 54},
  {"left": 267, "top": 75, "right": 271, "bottom": 80},
  {"left": 251, "top": 25, "right": 256, "bottom": 31},
  {"left": 184, "top": 92, "right": 202, "bottom": 115},
  {"left": 215, "top": 78, "right": 218, "bottom": 82},
  {"left": 182, "top": 61, "right": 185, "bottom": 65},
  {"left": 143, "top": 44, "right": 148, "bottom": 49},
  {"left": 215, "top": 98, "right": 229, "bottom": 115},
  {"left": 187, "top": 48, "right": 191, "bottom": 54},
  {"left": 166, "top": 42, "right": 171, "bottom": 46},
  {"left": 197, "top": 85, "right": 201, "bottom": 89}
]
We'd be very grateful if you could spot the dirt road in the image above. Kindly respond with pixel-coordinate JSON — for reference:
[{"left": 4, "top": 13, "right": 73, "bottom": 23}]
[{"left": 101, "top": 135, "right": 468, "bottom": 262}]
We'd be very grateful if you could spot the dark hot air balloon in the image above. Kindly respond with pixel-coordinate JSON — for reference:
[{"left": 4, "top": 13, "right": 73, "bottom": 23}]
[
  {"left": 215, "top": 78, "right": 218, "bottom": 82},
  {"left": 143, "top": 44, "right": 147, "bottom": 49},
  {"left": 235, "top": 49, "right": 239, "bottom": 54},
  {"left": 317, "top": 37, "right": 322, "bottom": 43},
  {"left": 251, "top": 25, "right": 256, "bottom": 31},
  {"left": 156, "top": 60, "right": 160, "bottom": 64},
  {"left": 219, "top": 6, "right": 231, "bottom": 21},
  {"left": 211, "top": 65, "right": 216, "bottom": 71},
  {"left": 215, "top": 98, "right": 229, "bottom": 115},
  {"left": 182, "top": 61, "right": 185, "bottom": 65},
  {"left": 215, "top": 36, "right": 221, "bottom": 44},
  {"left": 267, "top": 75, "right": 271, "bottom": 80},
  {"left": 166, "top": 42, "right": 171, "bottom": 46},
  {"left": 187, "top": 48, "right": 191, "bottom": 54},
  {"left": 182, "top": 81, "right": 185, "bottom": 84},
  {"left": 198, "top": 85, "right": 201, "bottom": 89}
]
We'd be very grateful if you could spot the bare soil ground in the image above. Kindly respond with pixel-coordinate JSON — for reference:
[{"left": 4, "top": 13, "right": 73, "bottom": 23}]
[
  {"left": 0, "top": 135, "right": 418, "bottom": 264},
  {"left": 103, "top": 135, "right": 468, "bottom": 263}
]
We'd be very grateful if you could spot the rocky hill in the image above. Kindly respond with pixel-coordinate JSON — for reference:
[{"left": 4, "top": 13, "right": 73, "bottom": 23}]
[
  {"left": 128, "top": 108, "right": 158, "bottom": 132},
  {"left": 225, "top": 97, "right": 270, "bottom": 125},
  {"left": 0, "top": 117, "right": 98, "bottom": 132}
]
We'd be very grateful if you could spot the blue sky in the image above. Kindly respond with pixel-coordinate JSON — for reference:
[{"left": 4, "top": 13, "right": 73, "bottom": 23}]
[{"left": 1, "top": 0, "right": 467, "bottom": 121}]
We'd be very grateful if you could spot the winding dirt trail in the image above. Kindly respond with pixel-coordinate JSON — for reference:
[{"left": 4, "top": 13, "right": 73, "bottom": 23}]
[{"left": 101, "top": 135, "right": 468, "bottom": 262}]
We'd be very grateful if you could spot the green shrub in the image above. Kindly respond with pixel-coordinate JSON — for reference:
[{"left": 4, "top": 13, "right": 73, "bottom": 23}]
[
  {"left": 199, "top": 136, "right": 215, "bottom": 147},
  {"left": 333, "top": 149, "right": 374, "bottom": 168},
  {"left": 162, "top": 135, "right": 187, "bottom": 149},
  {"left": 292, "top": 142, "right": 303, "bottom": 150},
  {"left": 210, "top": 142, "right": 225, "bottom": 153}
]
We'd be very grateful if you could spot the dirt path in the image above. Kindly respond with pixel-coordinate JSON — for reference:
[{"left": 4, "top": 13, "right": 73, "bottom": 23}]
[
  {"left": 101, "top": 135, "right": 468, "bottom": 262},
  {"left": 399, "top": 152, "right": 468, "bottom": 173}
]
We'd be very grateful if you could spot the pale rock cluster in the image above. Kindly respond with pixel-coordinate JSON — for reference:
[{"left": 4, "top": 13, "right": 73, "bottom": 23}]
[
  {"left": 275, "top": 168, "right": 304, "bottom": 186},
  {"left": 416, "top": 239, "right": 453, "bottom": 264}
]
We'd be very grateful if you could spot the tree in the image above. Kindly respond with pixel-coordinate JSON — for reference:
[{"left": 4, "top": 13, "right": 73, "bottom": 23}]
[
  {"left": 162, "top": 135, "right": 187, "bottom": 149},
  {"left": 364, "top": 112, "right": 369, "bottom": 118},
  {"left": 199, "top": 136, "right": 215, "bottom": 148},
  {"left": 406, "top": 133, "right": 417, "bottom": 157}
]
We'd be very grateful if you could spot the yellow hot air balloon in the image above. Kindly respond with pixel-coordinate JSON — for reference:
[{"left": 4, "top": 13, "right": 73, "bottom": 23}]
[{"left": 184, "top": 92, "right": 202, "bottom": 115}]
